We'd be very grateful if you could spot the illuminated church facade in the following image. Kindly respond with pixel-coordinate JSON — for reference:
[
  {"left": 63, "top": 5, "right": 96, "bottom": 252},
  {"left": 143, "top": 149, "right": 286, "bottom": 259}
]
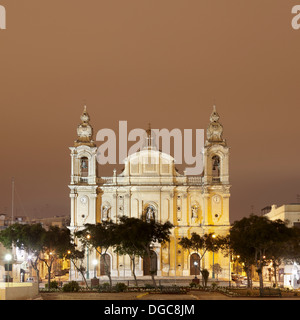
[{"left": 68, "top": 106, "right": 230, "bottom": 280}]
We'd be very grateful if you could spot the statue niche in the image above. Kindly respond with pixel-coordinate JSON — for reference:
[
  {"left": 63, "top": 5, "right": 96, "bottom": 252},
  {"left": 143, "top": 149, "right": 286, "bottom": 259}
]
[
  {"left": 102, "top": 203, "right": 111, "bottom": 221},
  {"left": 144, "top": 204, "right": 156, "bottom": 222}
]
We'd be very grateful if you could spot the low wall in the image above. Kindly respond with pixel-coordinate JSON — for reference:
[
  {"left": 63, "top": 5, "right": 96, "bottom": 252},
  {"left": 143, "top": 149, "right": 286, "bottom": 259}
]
[{"left": 0, "top": 283, "right": 39, "bottom": 300}]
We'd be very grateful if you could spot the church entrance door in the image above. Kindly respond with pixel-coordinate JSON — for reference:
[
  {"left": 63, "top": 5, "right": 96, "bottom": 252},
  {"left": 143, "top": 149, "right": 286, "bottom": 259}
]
[
  {"left": 143, "top": 250, "right": 157, "bottom": 276},
  {"left": 190, "top": 253, "right": 200, "bottom": 276}
]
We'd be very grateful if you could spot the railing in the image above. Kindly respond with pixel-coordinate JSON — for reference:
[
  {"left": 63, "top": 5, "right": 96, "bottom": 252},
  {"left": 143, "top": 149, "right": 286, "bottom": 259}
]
[
  {"left": 98, "top": 175, "right": 203, "bottom": 186},
  {"left": 187, "top": 176, "right": 202, "bottom": 185}
]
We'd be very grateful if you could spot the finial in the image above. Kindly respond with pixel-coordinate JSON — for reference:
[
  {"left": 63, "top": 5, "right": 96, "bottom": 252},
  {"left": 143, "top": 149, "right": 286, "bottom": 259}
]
[
  {"left": 210, "top": 104, "right": 220, "bottom": 123},
  {"left": 206, "top": 104, "right": 226, "bottom": 146},
  {"left": 74, "top": 104, "right": 96, "bottom": 147},
  {"left": 80, "top": 105, "right": 90, "bottom": 123}
]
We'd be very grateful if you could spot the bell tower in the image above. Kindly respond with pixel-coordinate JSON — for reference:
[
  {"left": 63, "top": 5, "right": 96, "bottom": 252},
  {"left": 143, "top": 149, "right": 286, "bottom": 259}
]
[
  {"left": 203, "top": 105, "right": 230, "bottom": 228},
  {"left": 69, "top": 106, "right": 98, "bottom": 229}
]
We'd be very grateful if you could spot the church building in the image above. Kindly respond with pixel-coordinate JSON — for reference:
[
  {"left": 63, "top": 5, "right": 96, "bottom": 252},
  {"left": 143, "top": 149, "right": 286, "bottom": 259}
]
[{"left": 68, "top": 106, "right": 231, "bottom": 280}]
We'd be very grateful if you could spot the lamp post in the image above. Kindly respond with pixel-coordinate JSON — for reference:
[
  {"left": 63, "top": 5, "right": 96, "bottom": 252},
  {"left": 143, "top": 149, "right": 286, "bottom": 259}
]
[
  {"left": 5, "top": 253, "right": 12, "bottom": 284},
  {"left": 92, "top": 259, "right": 98, "bottom": 278},
  {"left": 192, "top": 260, "right": 200, "bottom": 284},
  {"left": 86, "top": 234, "right": 91, "bottom": 280},
  {"left": 67, "top": 250, "right": 72, "bottom": 281},
  {"left": 212, "top": 234, "right": 216, "bottom": 279},
  {"left": 194, "top": 261, "right": 198, "bottom": 279}
]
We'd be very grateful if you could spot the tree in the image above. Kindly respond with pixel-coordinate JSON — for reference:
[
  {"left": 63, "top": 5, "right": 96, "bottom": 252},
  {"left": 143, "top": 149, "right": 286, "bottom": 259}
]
[
  {"left": 75, "top": 221, "right": 118, "bottom": 288},
  {"left": 264, "top": 220, "right": 296, "bottom": 286},
  {"left": 211, "top": 263, "right": 222, "bottom": 280},
  {"left": 114, "top": 216, "right": 173, "bottom": 287},
  {"left": 39, "top": 226, "right": 71, "bottom": 291},
  {"left": 179, "top": 232, "right": 225, "bottom": 282},
  {"left": 136, "top": 218, "right": 173, "bottom": 288},
  {"left": 229, "top": 221, "right": 256, "bottom": 288},
  {"left": 230, "top": 215, "right": 297, "bottom": 290},
  {"left": 114, "top": 216, "right": 146, "bottom": 286},
  {"left": 0, "top": 223, "right": 46, "bottom": 289},
  {"left": 66, "top": 247, "right": 88, "bottom": 288}
]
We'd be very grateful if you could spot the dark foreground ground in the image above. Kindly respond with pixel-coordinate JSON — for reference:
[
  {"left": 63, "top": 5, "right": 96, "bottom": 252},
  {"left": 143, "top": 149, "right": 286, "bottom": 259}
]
[{"left": 38, "top": 290, "right": 297, "bottom": 300}]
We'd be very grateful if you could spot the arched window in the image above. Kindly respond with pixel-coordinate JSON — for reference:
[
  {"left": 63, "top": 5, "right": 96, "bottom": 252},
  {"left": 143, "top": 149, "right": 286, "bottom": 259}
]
[
  {"left": 80, "top": 157, "right": 89, "bottom": 178},
  {"left": 212, "top": 155, "right": 220, "bottom": 181},
  {"left": 143, "top": 250, "right": 157, "bottom": 276},
  {"left": 190, "top": 253, "right": 200, "bottom": 276}
]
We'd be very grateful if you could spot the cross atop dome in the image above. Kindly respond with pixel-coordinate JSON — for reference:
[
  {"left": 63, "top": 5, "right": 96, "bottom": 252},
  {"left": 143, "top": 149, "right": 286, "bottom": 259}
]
[{"left": 143, "top": 122, "right": 157, "bottom": 150}]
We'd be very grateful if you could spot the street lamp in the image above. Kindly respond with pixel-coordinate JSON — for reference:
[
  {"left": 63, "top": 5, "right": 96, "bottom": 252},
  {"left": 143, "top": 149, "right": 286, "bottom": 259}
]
[{"left": 5, "top": 253, "right": 12, "bottom": 262}]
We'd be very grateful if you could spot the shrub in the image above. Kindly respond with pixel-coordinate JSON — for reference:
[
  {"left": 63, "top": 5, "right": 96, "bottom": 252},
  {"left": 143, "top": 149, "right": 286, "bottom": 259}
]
[
  {"left": 201, "top": 269, "right": 209, "bottom": 287},
  {"left": 45, "top": 280, "right": 59, "bottom": 290},
  {"left": 211, "top": 282, "right": 218, "bottom": 290},
  {"left": 115, "top": 282, "right": 127, "bottom": 292},
  {"left": 62, "top": 281, "right": 80, "bottom": 292},
  {"left": 98, "top": 282, "right": 111, "bottom": 292},
  {"left": 102, "top": 282, "right": 110, "bottom": 289}
]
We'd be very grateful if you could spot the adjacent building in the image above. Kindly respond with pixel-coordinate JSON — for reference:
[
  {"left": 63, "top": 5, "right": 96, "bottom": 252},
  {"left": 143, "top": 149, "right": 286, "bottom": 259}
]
[{"left": 263, "top": 203, "right": 300, "bottom": 288}]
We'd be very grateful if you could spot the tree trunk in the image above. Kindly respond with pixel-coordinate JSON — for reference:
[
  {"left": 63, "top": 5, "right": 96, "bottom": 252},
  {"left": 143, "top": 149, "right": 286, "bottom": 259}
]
[
  {"left": 257, "top": 266, "right": 264, "bottom": 290},
  {"left": 131, "top": 256, "right": 138, "bottom": 287},
  {"left": 246, "top": 268, "right": 252, "bottom": 288},
  {"left": 102, "top": 253, "right": 112, "bottom": 289},
  {"left": 150, "top": 272, "right": 157, "bottom": 289},
  {"left": 272, "top": 261, "right": 278, "bottom": 287},
  {"left": 31, "top": 258, "right": 40, "bottom": 291},
  {"left": 47, "top": 265, "right": 51, "bottom": 291},
  {"left": 71, "top": 259, "right": 89, "bottom": 289},
  {"left": 106, "top": 269, "right": 112, "bottom": 289},
  {"left": 255, "top": 250, "right": 264, "bottom": 290},
  {"left": 146, "top": 247, "right": 157, "bottom": 288}
]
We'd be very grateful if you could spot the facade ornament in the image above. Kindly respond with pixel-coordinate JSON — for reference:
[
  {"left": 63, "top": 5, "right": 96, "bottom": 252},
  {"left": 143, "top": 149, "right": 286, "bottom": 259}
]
[
  {"left": 191, "top": 204, "right": 198, "bottom": 218},
  {"left": 102, "top": 205, "right": 111, "bottom": 221}
]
